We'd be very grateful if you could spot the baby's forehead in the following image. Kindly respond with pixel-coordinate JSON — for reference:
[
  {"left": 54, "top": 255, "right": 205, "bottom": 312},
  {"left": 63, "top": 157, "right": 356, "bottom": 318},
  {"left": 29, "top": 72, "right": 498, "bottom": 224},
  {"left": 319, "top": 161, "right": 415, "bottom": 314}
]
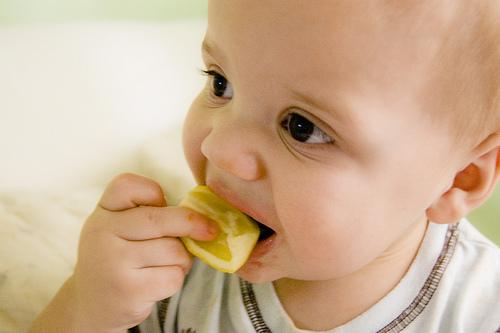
[
  {"left": 208, "top": 0, "right": 497, "bottom": 85},
  {"left": 210, "top": 0, "right": 491, "bottom": 47},
  {"left": 207, "top": 1, "right": 459, "bottom": 90},
  {"left": 209, "top": 1, "right": 465, "bottom": 61}
]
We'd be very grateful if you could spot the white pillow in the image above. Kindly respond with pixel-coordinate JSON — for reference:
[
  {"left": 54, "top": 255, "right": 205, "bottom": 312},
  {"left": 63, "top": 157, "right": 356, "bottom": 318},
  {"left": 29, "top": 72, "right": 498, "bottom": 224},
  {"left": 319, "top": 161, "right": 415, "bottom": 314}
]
[{"left": 0, "top": 188, "right": 101, "bottom": 333}]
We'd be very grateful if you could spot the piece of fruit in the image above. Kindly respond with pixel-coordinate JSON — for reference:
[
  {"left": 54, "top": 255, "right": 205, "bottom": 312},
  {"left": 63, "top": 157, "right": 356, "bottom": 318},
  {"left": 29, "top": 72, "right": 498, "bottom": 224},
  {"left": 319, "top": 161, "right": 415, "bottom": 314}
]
[{"left": 179, "top": 185, "right": 260, "bottom": 273}]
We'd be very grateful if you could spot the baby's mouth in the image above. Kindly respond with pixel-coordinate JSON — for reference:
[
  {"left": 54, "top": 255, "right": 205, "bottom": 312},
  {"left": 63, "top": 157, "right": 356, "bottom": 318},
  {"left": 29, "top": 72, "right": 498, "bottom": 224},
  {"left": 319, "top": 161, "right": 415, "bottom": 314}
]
[{"left": 246, "top": 215, "right": 276, "bottom": 241}]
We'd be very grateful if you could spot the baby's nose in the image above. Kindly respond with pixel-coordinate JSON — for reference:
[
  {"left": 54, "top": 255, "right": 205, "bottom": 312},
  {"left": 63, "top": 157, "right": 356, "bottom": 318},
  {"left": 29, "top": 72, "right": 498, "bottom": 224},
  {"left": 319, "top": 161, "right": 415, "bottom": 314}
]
[{"left": 201, "top": 121, "right": 265, "bottom": 181}]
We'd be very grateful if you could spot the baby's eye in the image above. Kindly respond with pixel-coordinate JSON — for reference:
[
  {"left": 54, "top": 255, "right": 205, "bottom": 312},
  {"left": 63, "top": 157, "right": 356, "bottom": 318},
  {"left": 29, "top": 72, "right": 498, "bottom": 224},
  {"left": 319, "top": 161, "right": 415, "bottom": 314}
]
[
  {"left": 280, "top": 113, "right": 333, "bottom": 144},
  {"left": 202, "top": 70, "right": 233, "bottom": 99}
]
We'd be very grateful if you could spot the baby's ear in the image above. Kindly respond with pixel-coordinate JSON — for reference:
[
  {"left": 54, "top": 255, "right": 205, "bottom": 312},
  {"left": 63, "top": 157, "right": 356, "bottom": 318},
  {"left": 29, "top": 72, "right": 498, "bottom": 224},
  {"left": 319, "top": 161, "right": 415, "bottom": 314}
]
[{"left": 426, "top": 132, "right": 500, "bottom": 224}]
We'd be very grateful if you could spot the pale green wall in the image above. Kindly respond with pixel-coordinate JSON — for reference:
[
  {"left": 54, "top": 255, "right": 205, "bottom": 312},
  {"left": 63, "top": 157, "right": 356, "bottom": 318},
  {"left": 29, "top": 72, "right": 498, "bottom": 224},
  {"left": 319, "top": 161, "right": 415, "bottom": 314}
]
[
  {"left": 468, "top": 187, "right": 500, "bottom": 245},
  {"left": 0, "top": 0, "right": 207, "bottom": 23}
]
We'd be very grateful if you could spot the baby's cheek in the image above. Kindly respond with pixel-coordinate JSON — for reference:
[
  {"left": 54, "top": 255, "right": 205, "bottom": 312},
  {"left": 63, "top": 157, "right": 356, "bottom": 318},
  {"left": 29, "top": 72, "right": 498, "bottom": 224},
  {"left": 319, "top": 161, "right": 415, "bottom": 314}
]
[
  {"left": 182, "top": 98, "right": 212, "bottom": 182},
  {"left": 283, "top": 209, "right": 342, "bottom": 256},
  {"left": 284, "top": 205, "right": 376, "bottom": 276}
]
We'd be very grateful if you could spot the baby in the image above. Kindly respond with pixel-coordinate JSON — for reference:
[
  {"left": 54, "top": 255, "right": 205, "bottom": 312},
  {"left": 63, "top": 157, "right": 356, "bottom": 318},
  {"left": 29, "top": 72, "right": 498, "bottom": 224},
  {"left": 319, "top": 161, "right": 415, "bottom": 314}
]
[{"left": 30, "top": 0, "right": 500, "bottom": 332}]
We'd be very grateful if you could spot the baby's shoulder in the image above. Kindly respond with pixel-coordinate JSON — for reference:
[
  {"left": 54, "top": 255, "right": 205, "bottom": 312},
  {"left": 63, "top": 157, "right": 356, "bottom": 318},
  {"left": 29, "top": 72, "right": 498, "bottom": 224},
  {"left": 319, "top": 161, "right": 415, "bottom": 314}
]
[
  {"left": 455, "top": 219, "right": 499, "bottom": 271},
  {"left": 432, "top": 220, "right": 500, "bottom": 331}
]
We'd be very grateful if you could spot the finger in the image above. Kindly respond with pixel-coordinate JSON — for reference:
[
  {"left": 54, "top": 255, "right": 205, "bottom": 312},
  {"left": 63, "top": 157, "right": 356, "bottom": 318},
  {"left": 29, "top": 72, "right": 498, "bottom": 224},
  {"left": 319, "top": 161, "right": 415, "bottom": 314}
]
[
  {"left": 105, "top": 206, "right": 219, "bottom": 241},
  {"left": 99, "top": 173, "right": 167, "bottom": 211},
  {"left": 127, "top": 237, "right": 193, "bottom": 271},
  {"left": 137, "top": 266, "right": 187, "bottom": 302}
]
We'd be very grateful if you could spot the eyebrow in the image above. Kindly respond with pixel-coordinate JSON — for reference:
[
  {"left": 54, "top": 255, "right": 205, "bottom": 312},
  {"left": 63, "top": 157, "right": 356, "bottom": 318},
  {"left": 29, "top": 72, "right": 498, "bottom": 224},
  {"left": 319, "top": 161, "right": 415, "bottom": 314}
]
[
  {"left": 201, "top": 39, "right": 227, "bottom": 64},
  {"left": 288, "top": 86, "right": 356, "bottom": 129}
]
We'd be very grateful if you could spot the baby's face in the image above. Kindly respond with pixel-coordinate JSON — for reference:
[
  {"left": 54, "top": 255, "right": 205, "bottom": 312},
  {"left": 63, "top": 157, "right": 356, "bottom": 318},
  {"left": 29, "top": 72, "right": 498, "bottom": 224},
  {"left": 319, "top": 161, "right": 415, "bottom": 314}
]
[{"left": 183, "top": 0, "right": 462, "bottom": 282}]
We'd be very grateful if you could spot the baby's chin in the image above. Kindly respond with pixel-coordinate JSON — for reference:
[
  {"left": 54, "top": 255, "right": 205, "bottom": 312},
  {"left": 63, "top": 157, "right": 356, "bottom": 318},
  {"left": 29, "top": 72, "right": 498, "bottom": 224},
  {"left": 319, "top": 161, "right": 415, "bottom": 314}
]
[{"left": 235, "top": 264, "right": 283, "bottom": 284}]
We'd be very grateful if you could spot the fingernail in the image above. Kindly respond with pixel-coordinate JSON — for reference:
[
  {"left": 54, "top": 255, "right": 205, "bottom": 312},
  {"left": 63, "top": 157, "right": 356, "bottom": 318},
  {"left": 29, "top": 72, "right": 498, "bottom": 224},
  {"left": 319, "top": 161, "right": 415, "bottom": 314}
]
[{"left": 207, "top": 223, "right": 219, "bottom": 237}]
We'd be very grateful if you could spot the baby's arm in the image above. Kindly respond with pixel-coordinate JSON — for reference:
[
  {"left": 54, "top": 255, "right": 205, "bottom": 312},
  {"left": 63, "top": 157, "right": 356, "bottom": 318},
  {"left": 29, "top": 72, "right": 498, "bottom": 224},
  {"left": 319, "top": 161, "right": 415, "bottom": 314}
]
[{"left": 28, "top": 174, "right": 218, "bottom": 333}]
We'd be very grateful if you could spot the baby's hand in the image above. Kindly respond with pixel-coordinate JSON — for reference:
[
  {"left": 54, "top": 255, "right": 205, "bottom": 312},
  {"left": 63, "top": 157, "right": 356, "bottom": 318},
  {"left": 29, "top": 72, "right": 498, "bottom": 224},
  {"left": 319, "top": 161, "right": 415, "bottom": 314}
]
[{"left": 74, "top": 173, "right": 217, "bottom": 332}]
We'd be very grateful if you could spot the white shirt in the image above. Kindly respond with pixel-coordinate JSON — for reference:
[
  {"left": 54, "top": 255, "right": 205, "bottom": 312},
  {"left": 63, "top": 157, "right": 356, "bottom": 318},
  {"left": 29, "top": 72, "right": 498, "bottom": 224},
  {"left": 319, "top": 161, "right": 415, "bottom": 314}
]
[{"left": 134, "top": 220, "right": 500, "bottom": 333}]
